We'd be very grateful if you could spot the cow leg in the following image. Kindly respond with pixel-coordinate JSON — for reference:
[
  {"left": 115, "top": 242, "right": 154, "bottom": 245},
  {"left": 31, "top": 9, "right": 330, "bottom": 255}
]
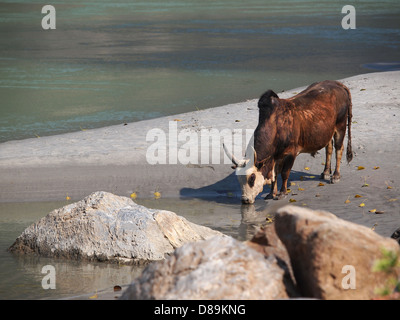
[
  {"left": 277, "top": 155, "right": 295, "bottom": 199},
  {"left": 321, "top": 139, "right": 333, "bottom": 180},
  {"left": 331, "top": 144, "right": 344, "bottom": 183},
  {"left": 265, "top": 161, "right": 280, "bottom": 200},
  {"left": 265, "top": 178, "right": 278, "bottom": 200},
  {"left": 331, "top": 129, "right": 346, "bottom": 183}
]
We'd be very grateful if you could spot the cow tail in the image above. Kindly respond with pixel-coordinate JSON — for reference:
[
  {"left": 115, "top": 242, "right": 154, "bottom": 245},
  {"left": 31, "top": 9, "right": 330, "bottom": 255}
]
[{"left": 344, "top": 84, "right": 353, "bottom": 163}]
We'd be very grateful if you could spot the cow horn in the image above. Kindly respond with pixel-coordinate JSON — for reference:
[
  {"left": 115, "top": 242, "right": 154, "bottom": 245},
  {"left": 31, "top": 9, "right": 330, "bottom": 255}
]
[
  {"left": 223, "top": 143, "right": 240, "bottom": 167},
  {"left": 252, "top": 146, "right": 257, "bottom": 165}
]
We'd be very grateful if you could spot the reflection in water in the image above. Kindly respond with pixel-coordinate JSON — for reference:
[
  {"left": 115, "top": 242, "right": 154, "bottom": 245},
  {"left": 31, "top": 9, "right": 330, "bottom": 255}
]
[
  {"left": 239, "top": 203, "right": 270, "bottom": 241},
  {"left": 238, "top": 200, "right": 289, "bottom": 240}
]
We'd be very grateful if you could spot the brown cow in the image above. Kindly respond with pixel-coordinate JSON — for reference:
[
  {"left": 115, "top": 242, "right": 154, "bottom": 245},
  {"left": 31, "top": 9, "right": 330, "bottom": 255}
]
[{"left": 224, "top": 80, "right": 353, "bottom": 204}]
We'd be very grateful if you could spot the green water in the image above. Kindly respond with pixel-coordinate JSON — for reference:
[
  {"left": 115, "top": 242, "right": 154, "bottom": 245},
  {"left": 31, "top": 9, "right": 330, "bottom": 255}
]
[{"left": 0, "top": 0, "right": 399, "bottom": 142}]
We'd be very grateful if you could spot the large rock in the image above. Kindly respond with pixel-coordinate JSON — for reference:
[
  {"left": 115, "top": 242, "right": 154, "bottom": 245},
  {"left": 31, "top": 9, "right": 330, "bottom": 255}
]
[
  {"left": 120, "top": 235, "right": 292, "bottom": 300},
  {"left": 9, "top": 191, "right": 222, "bottom": 264},
  {"left": 274, "top": 205, "right": 400, "bottom": 300},
  {"left": 245, "top": 224, "right": 298, "bottom": 297}
]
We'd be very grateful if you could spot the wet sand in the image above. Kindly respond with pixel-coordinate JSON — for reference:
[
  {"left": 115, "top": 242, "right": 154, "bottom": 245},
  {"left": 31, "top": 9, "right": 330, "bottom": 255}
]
[{"left": 0, "top": 71, "right": 399, "bottom": 240}]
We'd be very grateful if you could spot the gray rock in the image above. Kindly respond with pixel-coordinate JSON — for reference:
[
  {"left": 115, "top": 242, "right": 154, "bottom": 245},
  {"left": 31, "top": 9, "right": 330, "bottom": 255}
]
[
  {"left": 9, "top": 191, "right": 222, "bottom": 264},
  {"left": 121, "top": 235, "right": 291, "bottom": 300}
]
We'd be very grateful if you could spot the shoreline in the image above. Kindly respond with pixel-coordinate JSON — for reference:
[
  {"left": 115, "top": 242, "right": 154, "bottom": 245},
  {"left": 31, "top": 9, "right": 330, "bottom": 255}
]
[{"left": 0, "top": 71, "right": 399, "bottom": 220}]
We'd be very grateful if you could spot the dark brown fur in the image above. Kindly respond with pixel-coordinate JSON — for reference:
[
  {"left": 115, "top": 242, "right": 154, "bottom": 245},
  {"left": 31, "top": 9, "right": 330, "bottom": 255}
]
[{"left": 254, "top": 80, "right": 353, "bottom": 199}]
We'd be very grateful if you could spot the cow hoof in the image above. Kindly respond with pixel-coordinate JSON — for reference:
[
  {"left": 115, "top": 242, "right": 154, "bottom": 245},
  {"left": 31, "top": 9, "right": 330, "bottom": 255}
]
[
  {"left": 276, "top": 193, "right": 287, "bottom": 200},
  {"left": 331, "top": 177, "right": 340, "bottom": 184},
  {"left": 265, "top": 194, "right": 274, "bottom": 200},
  {"left": 320, "top": 173, "right": 331, "bottom": 181}
]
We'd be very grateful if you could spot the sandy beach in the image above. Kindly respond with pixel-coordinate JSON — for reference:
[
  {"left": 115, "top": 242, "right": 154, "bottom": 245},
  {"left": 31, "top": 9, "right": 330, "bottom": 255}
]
[{"left": 0, "top": 70, "right": 399, "bottom": 239}]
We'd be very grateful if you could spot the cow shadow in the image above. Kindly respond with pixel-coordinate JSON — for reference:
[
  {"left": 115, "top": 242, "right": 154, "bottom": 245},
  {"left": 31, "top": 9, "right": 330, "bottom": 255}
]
[
  {"left": 179, "top": 172, "right": 241, "bottom": 204},
  {"left": 179, "top": 170, "right": 318, "bottom": 204}
]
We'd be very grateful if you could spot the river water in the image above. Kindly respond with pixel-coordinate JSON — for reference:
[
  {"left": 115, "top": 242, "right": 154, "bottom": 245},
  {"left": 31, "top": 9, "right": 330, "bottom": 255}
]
[{"left": 1, "top": 0, "right": 399, "bottom": 142}]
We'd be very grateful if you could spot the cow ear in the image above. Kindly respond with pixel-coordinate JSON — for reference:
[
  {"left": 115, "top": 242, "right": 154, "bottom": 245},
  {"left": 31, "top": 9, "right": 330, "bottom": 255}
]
[
  {"left": 255, "top": 160, "right": 268, "bottom": 178},
  {"left": 260, "top": 165, "right": 269, "bottom": 179},
  {"left": 257, "top": 158, "right": 274, "bottom": 179},
  {"left": 255, "top": 158, "right": 269, "bottom": 171}
]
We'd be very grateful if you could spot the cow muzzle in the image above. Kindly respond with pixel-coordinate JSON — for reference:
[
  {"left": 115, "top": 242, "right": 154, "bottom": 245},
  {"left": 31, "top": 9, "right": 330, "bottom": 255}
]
[{"left": 241, "top": 196, "right": 255, "bottom": 204}]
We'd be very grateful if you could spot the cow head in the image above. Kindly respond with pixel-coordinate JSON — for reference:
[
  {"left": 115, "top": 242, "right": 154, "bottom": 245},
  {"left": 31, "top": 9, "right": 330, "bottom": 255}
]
[{"left": 223, "top": 144, "right": 273, "bottom": 204}]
